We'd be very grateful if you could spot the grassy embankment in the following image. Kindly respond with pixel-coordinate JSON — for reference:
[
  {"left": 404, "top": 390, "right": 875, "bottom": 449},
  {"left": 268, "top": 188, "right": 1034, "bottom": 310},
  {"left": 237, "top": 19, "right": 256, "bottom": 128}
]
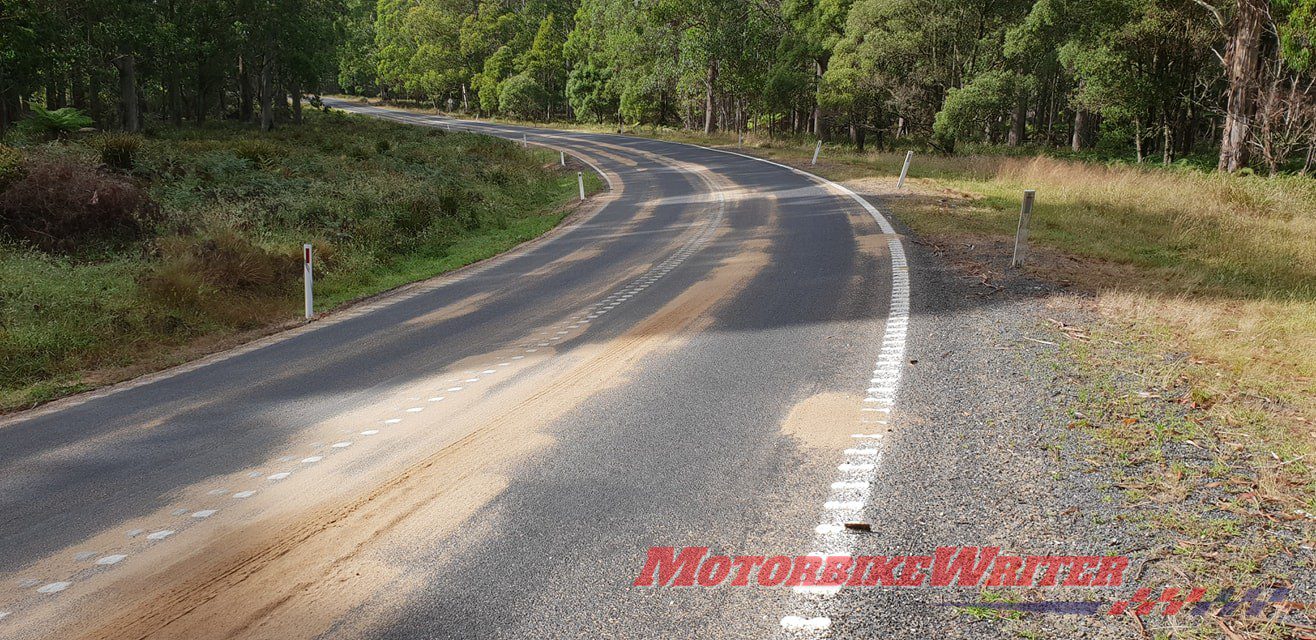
[{"left": 0, "top": 109, "right": 602, "bottom": 412}]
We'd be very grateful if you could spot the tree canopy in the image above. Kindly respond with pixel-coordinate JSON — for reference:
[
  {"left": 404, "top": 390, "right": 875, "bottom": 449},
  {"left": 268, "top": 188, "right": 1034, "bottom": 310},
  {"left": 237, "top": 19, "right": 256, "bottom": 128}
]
[{"left": 7, "top": 0, "right": 1316, "bottom": 172}]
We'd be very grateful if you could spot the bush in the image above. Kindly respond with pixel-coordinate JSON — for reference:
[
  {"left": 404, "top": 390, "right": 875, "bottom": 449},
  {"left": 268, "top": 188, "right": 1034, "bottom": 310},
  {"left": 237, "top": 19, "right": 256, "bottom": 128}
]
[
  {"left": 0, "top": 156, "right": 159, "bottom": 252},
  {"left": 20, "top": 106, "right": 94, "bottom": 139},
  {"left": 95, "top": 133, "right": 143, "bottom": 171},
  {"left": 230, "top": 139, "right": 282, "bottom": 165},
  {"left": 144, "top": 231, "right": 300, "bottom": 306},
  {"left": 0, "top": 145, "right": 24, "bottom": 190}
]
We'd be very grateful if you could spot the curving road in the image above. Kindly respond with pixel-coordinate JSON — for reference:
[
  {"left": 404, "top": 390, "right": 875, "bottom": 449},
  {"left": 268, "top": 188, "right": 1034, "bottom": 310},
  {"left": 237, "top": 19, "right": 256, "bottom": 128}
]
[{"left": 0, "top": 100, "right": 914, "bottom": 639}]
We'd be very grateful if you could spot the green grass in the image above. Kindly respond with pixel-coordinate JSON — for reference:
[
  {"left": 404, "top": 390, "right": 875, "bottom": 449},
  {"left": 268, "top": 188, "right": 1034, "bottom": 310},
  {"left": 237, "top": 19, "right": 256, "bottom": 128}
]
[{"left": 0, "top": 109, "right": 597, "bottom": 412}]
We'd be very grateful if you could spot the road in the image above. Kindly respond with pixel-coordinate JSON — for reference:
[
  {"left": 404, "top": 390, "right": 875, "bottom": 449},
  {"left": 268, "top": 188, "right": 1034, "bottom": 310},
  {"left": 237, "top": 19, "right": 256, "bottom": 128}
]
[{"left": 0, "top": 100, "right": 925, "bottom": 639}]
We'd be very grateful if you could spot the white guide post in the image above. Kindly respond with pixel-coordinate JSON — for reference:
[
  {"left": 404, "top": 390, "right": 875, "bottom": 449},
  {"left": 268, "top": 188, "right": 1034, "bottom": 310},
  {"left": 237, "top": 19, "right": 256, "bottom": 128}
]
[
  {"left": 303, "top": 243, "right": 314, "bottom": 319},
  {"left": 897, "top": 150, "right": 913, "bottom": 189},
  {"left": 578, "top": 172, "right": 585, "bottom": 201},
  {"left": 811, "top": 140, "right": 822, "bottom": 166}
]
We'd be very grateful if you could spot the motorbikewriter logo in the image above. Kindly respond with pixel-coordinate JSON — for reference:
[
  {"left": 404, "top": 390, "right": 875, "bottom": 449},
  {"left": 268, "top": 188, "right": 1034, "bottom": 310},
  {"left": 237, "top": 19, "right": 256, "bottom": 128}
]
[
  {"left": 633, "top": 546, "right": 1307, "bottom": 618},
  {"left": 632, "top": 546, "right": 1128, "bottom": 589}
]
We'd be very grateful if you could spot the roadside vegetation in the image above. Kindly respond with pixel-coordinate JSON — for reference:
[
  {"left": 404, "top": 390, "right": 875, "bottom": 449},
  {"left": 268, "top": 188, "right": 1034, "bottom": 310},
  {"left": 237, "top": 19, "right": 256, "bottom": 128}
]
[{"left": 0, "top": 110, "right": 591, "bottom": 412}]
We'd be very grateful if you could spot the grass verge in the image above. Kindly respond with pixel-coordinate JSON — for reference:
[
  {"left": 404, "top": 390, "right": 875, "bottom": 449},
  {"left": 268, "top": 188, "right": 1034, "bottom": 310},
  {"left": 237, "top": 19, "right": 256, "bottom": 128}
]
[{"left": 0, "top": 109, "right": 601, "bottom": 412}]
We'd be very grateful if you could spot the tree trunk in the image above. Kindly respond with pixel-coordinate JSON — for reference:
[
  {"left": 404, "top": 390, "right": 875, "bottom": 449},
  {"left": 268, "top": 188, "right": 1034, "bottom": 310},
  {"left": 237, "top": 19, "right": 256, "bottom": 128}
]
[
  {"left": 1218, "top": 0, "right": 1266, "bottom": 172},
  {"left": 114, "top": 54, "right": 139, "bottom": 132},
  {"left": 167, "top": 72, "right": 183, "bottom": 126},
  {"left": 71, "top": 73, "right": 87, "bottom": 111},
  {"left": 1133, "top": 116, "right": 1144, "bottom": 162},
  {"left": 813, "top": 59, "right": 825, "bottom": 136},
  {"left": 259, "top": 53, "right": 275, "bottom": 132},
  {"left": 703, "top": 61, "right": 717, "bottom": 135},
  {"left": 1071, "top": 109, "right": 1087, "bottom": 152},
  {"left": 0, "top": 66, "right": 8, "bottom": 137},
  {"left": 239, "top": 56, "right": 254, "bottom": 123},
  {"left": 1162, "top": 120, "right": 1173, "bottom": 165},
  {"left": 88, "top": 71, "right": 102, "bottom": 126},
  {"left": 194, "top": 68, "right": 208, "bottom": 125},
  {"left": 1008, "top": 89, "right": 1027, "bottom": 146},
  {"left": 291, "top": 84, "right": 303, "bottom": 124}
]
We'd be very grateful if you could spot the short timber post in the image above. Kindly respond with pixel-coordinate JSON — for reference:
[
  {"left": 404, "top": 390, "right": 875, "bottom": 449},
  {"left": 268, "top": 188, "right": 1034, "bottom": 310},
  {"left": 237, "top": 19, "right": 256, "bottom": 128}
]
[{"left": 1010, "top": 190, "right": 1037, "bottom": 269}]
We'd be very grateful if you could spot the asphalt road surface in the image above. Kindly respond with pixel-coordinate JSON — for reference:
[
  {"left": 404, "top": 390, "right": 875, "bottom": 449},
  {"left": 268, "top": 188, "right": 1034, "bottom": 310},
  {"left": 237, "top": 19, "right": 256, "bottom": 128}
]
[{"left": 0, "top": 100, "right": 971, "bottom": 639}]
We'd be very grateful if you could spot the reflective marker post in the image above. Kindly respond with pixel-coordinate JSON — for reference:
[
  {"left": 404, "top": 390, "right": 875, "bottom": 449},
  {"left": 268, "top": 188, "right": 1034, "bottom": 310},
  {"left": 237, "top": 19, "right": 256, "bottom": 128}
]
[
  {"left": 578, "top": 172, "right": 585, "bottom": 201},
  {"left": 560, "top": 151, "right": 566, "bottom": 167},
  {"left": 303, "top": 243, "right": 314, "bottom": 319},
  {"left": 811, "top": 140, "right": 822, "bottom": 166},
  {"left": 897, "top": 150, "right": 914, "bottom": 189}
]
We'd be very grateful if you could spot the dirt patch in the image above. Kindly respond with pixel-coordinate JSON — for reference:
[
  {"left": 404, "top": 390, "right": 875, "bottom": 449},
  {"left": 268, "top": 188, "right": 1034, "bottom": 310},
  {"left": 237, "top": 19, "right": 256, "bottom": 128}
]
[{"left": 779, "top": 392, "right": 867, "bottom": 451}]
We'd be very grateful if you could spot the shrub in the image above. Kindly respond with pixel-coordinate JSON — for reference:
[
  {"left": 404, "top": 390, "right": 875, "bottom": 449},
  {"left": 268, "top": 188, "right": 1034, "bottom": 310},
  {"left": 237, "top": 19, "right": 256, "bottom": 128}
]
[
  {"left": 230, "top": 139, "right": 282, "bottom": 165},
  {"left": 144, "top": 231, "right": 300, "bottom": 305},
  {"left": 20, "top": 106, "right": 94, "bottom": 139},
  {"left": 0, "top": 156, "right": 159, "bottom": 252},
  {"left": 0, "top": 145, "right": 24, "bottom": 190},
  {"left": 95, "top": 133, "right": 143, "bottom": 171}
]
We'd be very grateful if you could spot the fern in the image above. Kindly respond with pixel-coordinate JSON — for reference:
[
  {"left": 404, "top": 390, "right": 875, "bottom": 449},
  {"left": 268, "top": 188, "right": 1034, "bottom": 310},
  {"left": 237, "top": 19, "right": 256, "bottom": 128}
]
[{"left": 21, "top": 106, "right": 94, "bottom": 138}]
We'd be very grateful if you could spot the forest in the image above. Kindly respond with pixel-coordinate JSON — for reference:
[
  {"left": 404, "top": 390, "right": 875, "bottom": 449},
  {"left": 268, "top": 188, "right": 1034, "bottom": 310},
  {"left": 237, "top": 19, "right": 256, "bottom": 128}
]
[{"left": 5, "top": 0, "right": 1316, "bottom": 173}]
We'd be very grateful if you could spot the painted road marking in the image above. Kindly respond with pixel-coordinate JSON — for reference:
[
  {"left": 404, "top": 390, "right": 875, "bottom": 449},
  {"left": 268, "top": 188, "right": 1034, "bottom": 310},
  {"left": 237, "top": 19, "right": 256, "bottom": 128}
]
[
  {"left": 37, "top": 582, "right": 71, "bottom": 594},
  {"left": 96, "top": 554, "right": 127, "bottom": 566},
  {"left": 192, "top": 510, "right": 218, "bottom": 519},
  {"left": 780, "top": 617, "right": 830, "bottom": 631},
  {"left": 145, "top": 530, "right": 174, "bottom": 541},
  {"left": 233, "top": 491, "right": 256, "bottom": 499}
]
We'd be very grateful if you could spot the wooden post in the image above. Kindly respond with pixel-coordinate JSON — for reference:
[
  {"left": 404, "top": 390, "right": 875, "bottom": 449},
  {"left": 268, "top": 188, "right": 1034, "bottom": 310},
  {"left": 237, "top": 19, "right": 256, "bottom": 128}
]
[{"left": 1010, "top": 191, "right": 1037, "bottom": 268}]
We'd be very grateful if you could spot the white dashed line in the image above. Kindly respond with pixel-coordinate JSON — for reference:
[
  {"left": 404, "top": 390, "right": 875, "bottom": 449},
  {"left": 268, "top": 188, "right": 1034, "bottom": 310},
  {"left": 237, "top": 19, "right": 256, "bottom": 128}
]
[
  {"left": 36, "top": 582, "right": 71, "bottom": 594},
  {"left": 302, "top": 456, "right": 323, "bottom": 464},
  {"left": 96, "top": 554, "right": 127, "bottom": 565},
  {"left": 267, "top": 472, "right": 291, "bottom": 481},
  {"left": 145, "top": 530, "right": 174, "bottom": 541},
  {"left": 233, "top": 491, "right": 256, "bottom": 499},
  {"left": 331, "top": 441, "right": 353, "bottom": 449},
  {"left": 780, "top": 616, "right": 830, "bottom": 631},
  {"left": 191, "top": 510, "right": 218, "bottom": 519}
]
